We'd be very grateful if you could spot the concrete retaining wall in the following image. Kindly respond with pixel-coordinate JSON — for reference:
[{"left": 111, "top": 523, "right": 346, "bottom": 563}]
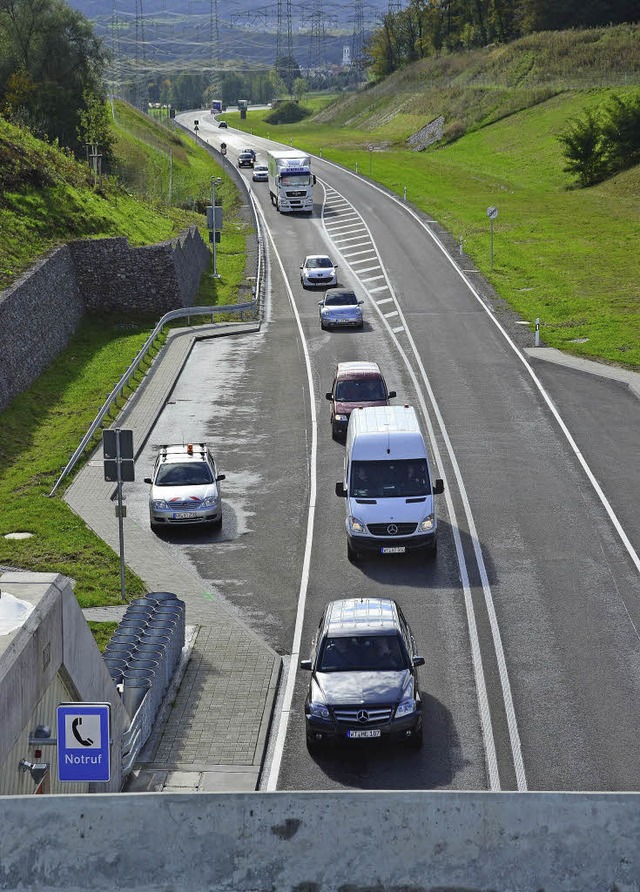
[
  {"left": 0, "top": 572, "right": 131, "bottom": 796},
  {"left": 0, "top": 227, "right": 209, "bottom": 412},
  {"left": 0, "top": 790, "right": 638, "bottom": 890}
]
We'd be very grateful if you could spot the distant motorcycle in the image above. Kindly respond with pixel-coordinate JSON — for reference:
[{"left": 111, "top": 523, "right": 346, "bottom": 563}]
[{"left": 220, "top": 143, "right": 227, "bottom": 156}]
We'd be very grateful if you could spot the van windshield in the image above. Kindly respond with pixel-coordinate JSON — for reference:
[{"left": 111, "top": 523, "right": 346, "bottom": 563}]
[
  {"left": 350, "top": 459, "right": 430, "bottom": 498},
  {"left": 335, "top": 379, "right": 386, "bottom": 402}
]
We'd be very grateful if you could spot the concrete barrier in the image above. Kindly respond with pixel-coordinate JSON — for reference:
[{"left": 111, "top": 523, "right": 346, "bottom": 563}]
[{"left": 0, "top": 790, "right": 639, "bottom": 890}]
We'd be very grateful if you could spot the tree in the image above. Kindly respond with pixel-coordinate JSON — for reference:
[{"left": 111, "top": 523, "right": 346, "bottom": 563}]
[
  {"left": 0, "top": 0, "right": 108, "bottom": 150},
  {"left": 77, "top": 91, "right": 115, "bottom": 173},
  {"left": 293, "top": 77, "right": 308, "bottom": 102},
  {"left": 602, "top": 92, "right": 640, "bottom": 172},
  {"left": 558, "top": 110, "right": 609, "bottom": 187},
  {"left": 275, "top": 54, "right": 301, "bottom": 94}
]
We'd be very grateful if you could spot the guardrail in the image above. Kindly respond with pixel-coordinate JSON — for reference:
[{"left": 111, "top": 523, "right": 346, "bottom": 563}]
[
  {"left": 49, "top": 299, "right": 257, "bottom": 496},
  {"left": 50, "top": 123, "right": 267, "bottom": 497}
]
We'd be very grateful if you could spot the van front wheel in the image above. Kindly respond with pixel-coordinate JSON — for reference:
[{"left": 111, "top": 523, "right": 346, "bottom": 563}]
[{"left": 347, "top": 541, "right": 361, "bottom": 564}]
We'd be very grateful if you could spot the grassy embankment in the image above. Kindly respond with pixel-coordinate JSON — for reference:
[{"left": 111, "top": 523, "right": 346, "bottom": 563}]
[
  {"left": 231, "top": 25, "right": 640, "bottom": 368},
  {"left": 0, "top": 101, "right": 247, "bottom": 607}
]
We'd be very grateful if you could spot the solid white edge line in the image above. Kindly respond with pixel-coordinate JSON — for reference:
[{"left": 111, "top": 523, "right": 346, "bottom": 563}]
[
  {"left": 318, "top": 160, "right": 640, "bottom": 578},
  {"left": 321, "top": 183, "right": 504, "bottom": 791},
  {"left": 259, "top": 199, "right": 318, "bottom": 793}
]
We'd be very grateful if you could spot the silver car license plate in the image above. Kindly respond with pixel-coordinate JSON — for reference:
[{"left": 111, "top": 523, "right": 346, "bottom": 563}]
[
  {"left": 347, "top": 729, "right": 381, "bottom": 739},
  {"left": 381, "top": 546, "right": 406, "bottom": 554},
  {"left": 172, "top": 512, "right": 195, "bottom": 519}
]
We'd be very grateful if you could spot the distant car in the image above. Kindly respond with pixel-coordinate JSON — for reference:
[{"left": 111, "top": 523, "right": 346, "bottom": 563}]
[
  {"left": 252, "top": 164, "right": 268, "bottom": 182},
  {"left": 300, "top": 597, "right": 425, "bottom": 751},
  {"left": 143, "top": 443, "right": 225, "bottom": 530},
  {"left": 241, "top": 147, "right": 257, "bottom": 161},
  {"left": 238, "top": 151, "right": 254, "bottom": 168},
  {"left": 218, "top": 120, "right": 228, "bottom": 128},
  {"left": 326, "top": 361, "right": 396, "bottom": 439},
  {"left": 319, "top": 288, "right": 364, "bottom": 330},
  {"left": 300, "top": 254, "right": 338, "bottom": 289}
]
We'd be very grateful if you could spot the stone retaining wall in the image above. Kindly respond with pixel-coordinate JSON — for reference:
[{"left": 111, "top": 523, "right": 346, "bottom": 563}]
[{"left": 0, "top": 227, "right": 209, "bottom": 412}]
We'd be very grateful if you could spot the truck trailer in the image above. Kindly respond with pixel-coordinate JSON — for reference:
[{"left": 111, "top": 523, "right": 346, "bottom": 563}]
[{"left": 266, "top": 150, "right": 315, "bottom": 213}]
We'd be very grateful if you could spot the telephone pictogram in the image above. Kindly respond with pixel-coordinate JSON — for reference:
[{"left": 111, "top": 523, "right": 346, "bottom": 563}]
[{"left": 71, "top": 717, "right": 94, "bottom": 747}]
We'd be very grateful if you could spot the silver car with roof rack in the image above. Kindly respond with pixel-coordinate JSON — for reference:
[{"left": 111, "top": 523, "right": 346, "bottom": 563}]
[{"left": 144, "top": 443, "right": 225, "bottom": 530}]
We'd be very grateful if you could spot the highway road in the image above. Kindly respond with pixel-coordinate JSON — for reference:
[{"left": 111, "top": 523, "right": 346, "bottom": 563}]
[{"left": 127, "top": 110, "right": 640, "bottom": 794}]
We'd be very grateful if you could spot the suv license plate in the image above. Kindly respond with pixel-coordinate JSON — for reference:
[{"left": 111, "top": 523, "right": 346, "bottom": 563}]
[
  {"left": 381, "top": 546, "right": 405, "bottom": 554},
  {"left": 347, "top": 729, "right": 381, "bottom": 739},
  {"left": 172, "top": 512, "right": 194, "bottom": 519}
]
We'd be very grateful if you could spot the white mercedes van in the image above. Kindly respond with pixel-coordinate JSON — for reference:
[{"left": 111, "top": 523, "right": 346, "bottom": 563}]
[{"left": 335, "top": 405, "right": 444, "bottom": 561}]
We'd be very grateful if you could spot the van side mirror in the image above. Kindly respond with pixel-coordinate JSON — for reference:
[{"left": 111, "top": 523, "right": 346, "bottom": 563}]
[
  {"left": 216, "top": 474, "right": 226, "bottom": 482},
  {"left": 358, "top": 300, "right": 364, "bottom": 305},
  {"left": 335, "top": 482, "right": 347, "bottom": 498},
  {"left": 300, "top": 659, "right": 312, "bottom": 671},
  {"left": 433, "top": 478, "right": 444, "bottom": 495},
  {"left": 413, "top": 656, "right": 425, "bottom": 667},
  {"left": 326, "top": 392, "right": 333, "bottom": 400},
  {"left": 388, "top": 390, "right": 396, "bottom": 399},
  {"left": 144, "top": 477, "right": 152, "bottom": 484}
]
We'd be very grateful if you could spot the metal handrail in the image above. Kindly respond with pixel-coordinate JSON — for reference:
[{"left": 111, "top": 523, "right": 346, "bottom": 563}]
[{"left": 49, "top": 299, "right": 257, "bottom": 496}]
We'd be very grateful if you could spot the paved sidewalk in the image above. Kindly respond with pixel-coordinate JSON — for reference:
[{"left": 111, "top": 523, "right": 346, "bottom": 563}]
[
  {"left": 524, "top": 347, "right": 640, "bottom": 399},
  {"left": 69, "top": 322, "right": 282, "bottom": 793}
]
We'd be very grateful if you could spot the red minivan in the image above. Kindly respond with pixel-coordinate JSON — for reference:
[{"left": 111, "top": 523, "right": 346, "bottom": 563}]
[{"left": 326, "top": 361, "right": 396, "bottom": 439}]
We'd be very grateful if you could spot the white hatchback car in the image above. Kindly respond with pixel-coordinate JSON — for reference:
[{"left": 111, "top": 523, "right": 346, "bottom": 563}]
[
  {"left": 300, "top": 254, "right": 338, "bottom": 289},
  {"left": 144, "top": 443, "right": 225, "bottom": 530}
]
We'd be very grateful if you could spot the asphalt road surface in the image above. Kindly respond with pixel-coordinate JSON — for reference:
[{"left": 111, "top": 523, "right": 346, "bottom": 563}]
[{"left": 126, "top": 112, "right": 640, "bottom": 794}]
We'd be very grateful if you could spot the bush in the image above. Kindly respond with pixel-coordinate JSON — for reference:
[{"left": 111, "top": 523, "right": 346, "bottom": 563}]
[
  {"left": 264, "top": 101, "right": 310, "bottom": 125},
  {"left": 558, "top": 109, "right": 609, "bottom": 186}
]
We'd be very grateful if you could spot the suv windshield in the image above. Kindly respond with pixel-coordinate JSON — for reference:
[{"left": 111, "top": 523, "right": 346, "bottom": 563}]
[
  {"left": 156, "top": 462, "right": 213, "bottom": 486},
  {"left": 350, "top": 459, "right": 430, "bottom": 498},
  {"left": 335, "top": 379, "right": 386, "bottom": 402},
  {"left": 318, "top": 635, "right": 406, "bottom": 672}
]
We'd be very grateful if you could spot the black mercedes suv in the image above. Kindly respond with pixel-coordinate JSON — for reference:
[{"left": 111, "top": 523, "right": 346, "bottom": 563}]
[{"left": 300, "top": 597, "right": 425, "bottom": 750}]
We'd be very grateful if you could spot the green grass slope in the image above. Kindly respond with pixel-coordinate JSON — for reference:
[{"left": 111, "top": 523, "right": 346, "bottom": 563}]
[
  {"left": 0, "top": 114, "right": 201, "bottom": 291},
  {"left": 0, "top": 101, "right": 250, "bottom": 607},
  {"left": 231, "top": 26, "right": 640, "bottom": 368}
]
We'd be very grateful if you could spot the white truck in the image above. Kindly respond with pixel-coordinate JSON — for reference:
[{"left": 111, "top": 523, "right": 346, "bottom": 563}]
[{"left": 266, "top": 149, "right": 315, "bottom": 213}]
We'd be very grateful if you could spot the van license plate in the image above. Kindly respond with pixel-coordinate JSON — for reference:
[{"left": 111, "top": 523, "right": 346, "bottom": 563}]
[
  {"left": 381, "top": 546, "right": 405, "bottom": 554},
  {"left": 347, "top": 729, "right": 381, "bottom": 739}
]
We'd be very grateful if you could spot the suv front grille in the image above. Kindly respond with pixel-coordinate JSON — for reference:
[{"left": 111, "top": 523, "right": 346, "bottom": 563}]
[
  {"left": 333, "top": 706, "right": 393, "bottom": 724},
  {"left": 367, "top": 522, "right": 417, "bottom": 536}
]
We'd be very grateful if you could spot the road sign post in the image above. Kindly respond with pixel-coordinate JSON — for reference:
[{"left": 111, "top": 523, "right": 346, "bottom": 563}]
[
  {"left": 368, "top": 143, "right": 374, "bottom": 176},
  {"left": 103, "top": 429, "right": 134, "bottom": 601},
  {"left": 57, "top": 703, "right": 111, "bottom": 783},
  {"left": 487, "top": 206, "right": 498, "bottom": 270}
]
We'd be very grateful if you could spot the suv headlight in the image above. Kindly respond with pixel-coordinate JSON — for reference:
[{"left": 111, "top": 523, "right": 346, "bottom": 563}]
[
  {"left": 202, "top": 496, "right": 219, "bottom": 508},
  {"left": 419, "top": 513, "right": 435, "bottom": 532},
  {"left": 348, "top": 515, "right": 366, "bottom": 533},
  {"left": 309, "top": 702, "right": 330, "bottom": 719},
  {"left": 395, "top": 698, "right": 416, "bottom": 718},
  {"left": 151, "top": 499, "right": 168, "bottom": 510}
]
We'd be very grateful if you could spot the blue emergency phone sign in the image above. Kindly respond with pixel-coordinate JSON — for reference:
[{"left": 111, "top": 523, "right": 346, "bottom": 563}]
[{"left": 57, "top": 703, "right": 111, "bottom": 783}]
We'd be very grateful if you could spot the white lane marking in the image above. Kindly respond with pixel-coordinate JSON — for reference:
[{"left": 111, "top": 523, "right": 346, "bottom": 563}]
[
  {"left": 377, "top": 298, "right": 394, "bottom": 305},
  {"left": 384, "top": 310, "right": 399, "bottom": 319},
  {"left": 257, "top": 202, "right": 318, "bottom": 793},
  {"left": 325, "top": 222, "right": 362, "bottom": 233},
  {"left": 369, "top": 285, "right": 389, "bottom": 293},
  {"left": 321, "top": 183, "right": 508, "bottom": 791},
  {"left": 332, "top": 234, "right": 370, "bottom": 245},
  {"left": 343, "top": 251, "right": 377, "bottom": 260},
  {"left": 392, "top": 325, "right": 405, "bottom": 333},
  {"left": 322, "top": 159, "right": 640, "bottom": 572},
  {"left": 361, "top": 274, "right": 386, "bottom": 283},
  {"left": 352, "top": 265, "right": 381, "bottom": 274}
]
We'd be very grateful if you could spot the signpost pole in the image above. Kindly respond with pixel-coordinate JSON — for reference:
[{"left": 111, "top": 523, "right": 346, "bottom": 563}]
[
  {"left": 115, "top": 430, "right": 126, "bottom": 602},
  {"left": 211, "top": 176, "right": 217, "bottom": 278},
  {"left": 486, "top": 206, "right": 498, "bottom": 271}
]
